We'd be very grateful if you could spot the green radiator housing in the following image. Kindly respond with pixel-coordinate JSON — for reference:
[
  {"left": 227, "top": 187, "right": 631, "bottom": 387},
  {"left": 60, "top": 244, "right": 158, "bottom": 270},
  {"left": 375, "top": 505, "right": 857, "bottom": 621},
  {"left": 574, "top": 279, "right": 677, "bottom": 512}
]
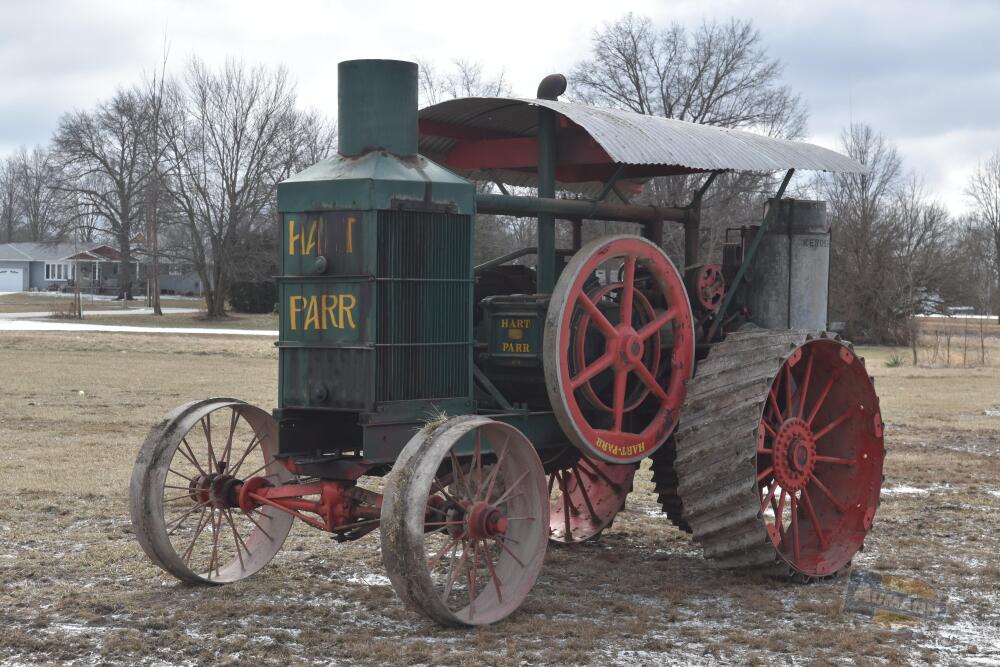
[{"left": 274, "top": 62, "right": 476, "bottom": 463}]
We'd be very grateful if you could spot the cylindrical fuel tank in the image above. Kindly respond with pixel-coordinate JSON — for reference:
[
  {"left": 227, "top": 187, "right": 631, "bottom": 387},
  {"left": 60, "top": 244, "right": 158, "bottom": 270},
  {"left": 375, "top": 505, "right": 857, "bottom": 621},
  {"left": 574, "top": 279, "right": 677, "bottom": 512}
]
[{"left": 746, "top": 198, "right": 830, "bottom": 330}]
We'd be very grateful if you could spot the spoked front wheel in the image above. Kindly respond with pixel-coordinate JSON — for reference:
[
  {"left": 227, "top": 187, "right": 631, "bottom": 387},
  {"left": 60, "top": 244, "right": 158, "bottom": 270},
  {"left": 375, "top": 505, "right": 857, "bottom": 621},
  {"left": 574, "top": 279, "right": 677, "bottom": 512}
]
[
  {"left": 129, "top": 398, "right": 295, "bottom": 584},
  {"left": 380, "top": 416, "right": 548, "bottom": 626}
]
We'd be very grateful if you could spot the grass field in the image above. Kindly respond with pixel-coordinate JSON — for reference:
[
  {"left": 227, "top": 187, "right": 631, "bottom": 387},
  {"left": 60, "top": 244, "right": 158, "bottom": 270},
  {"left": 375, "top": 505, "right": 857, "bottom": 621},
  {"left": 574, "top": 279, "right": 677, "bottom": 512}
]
[
  {"left": 0, "top": 332, "right": 998, "bottom": 665},
  {"left": 0, "top": 293, "right": 201, "bottom": 314}
]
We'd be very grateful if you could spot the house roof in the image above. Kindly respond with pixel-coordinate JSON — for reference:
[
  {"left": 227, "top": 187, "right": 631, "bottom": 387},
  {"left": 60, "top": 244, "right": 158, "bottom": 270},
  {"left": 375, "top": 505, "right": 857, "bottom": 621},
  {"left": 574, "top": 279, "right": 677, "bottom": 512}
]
[{"left": 0, "top": 242, "right": 122, "bottom": 262}]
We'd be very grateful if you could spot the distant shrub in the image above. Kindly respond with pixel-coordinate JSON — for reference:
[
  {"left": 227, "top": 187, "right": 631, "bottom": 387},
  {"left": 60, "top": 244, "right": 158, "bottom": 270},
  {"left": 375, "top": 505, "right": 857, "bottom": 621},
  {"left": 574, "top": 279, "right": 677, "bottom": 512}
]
[
  {"left": 885, "top": 353, "right": 905, "bottom": 368},
  {"left": 228, "top": 281, "right": 276, "bottom": 314}
]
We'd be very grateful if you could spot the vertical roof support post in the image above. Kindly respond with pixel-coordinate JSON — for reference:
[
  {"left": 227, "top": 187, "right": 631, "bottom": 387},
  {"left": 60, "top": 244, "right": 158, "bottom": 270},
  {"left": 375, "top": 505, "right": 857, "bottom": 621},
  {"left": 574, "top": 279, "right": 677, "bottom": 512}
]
[
  {"left": 534, "top": 74, "right": 567, "bottom": 294},
  {"left": 708, "top": 168, "right": 795, "bottom": 340},
  {"left": 684, "top": 171, "right": 721, "bottom": 274},
  {"left": 536, "top": 106, "right": 557, "bottom": 293}
]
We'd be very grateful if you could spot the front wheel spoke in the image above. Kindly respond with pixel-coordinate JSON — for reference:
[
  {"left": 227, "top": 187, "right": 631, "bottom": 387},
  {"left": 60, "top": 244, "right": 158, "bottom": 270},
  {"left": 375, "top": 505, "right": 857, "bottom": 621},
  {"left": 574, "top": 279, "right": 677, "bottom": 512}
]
[
  {"left": 756, "top": 466, "right": 774, "bottom": 483},
  {"left": 481, "top": 539, "right": 503, "bottom": 602},
  {"left": 577, "top": 293, "right": 618, "bottom": 338},
  {"left": 431, "top": 479, "right": 460, "bottom": 505},
  {"left": 228, "top": 435, "right": 261, "bottom": 478},
  {"left": 166, "top": 500, "right": 208, "bottom": 535},
  {"left": 179, "top": 439, "right": 207, "bottom": 476},
  {"left": 168, "top": 467, "right": 195, "bottom": 483},
  {"left": 207, "top": 509, "right": 222, "bottom": 579},
  {"left": 163, "top": 492, "right": 199, "bottom": 504},
  {"left": 442, "top": 542, "right": 463, "bottom": 602},
  {"left": 800, "top": 488, "right": 829, "bottom": 551},
  {"left": 243, "top": 509, "right": 274, "bottom": 540},
  {"left": 492, "top": 469, "right": 530, "bottom": 506},
  {"left": 480, "top": 439, "right": 509, "bottom": 502},
  {"left": 636, "top": 307, "right": 676, "bottom": 341},
  {"left": 428, "top": 537, "right": 461, "bottom": 572},
  {"left": 223, "top": 510, "right": 248, "bottom": 570},
  {"left": 632, "top": 361, "right": 669, "bottom": 403},
  {"left": 494, "top": 536, "right": 524, "bottom": 567},
  {"left": 468, "top": 541, "right": 479, "bottom": 619},
  {"left": 202, "top": 415, "right": 219, "bottom": 474},
  {"left": 570, "top": 351, "right": 615, "bottom": 390},
  {"left": 811, "top": 475, "right": 848, "bottom": 513},
  {"left": 181, "top": 507, "right": 210, "bottom": 564},
  {"left": 220, "top": 409, "right": 239, "bottom": 469},
  {"left": 449, "top": 450, "right": 474, "bottom": 500}
]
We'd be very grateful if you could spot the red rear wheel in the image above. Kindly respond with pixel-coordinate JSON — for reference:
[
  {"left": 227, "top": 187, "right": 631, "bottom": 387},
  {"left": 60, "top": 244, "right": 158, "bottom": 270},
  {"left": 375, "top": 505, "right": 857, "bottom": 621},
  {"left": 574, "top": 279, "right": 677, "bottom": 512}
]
[
  {"left": 544, "top": 235, "right": 694, "bottom": 464},
  {"left": 757, "top": 339, "right": 884, "bottom": 576}
]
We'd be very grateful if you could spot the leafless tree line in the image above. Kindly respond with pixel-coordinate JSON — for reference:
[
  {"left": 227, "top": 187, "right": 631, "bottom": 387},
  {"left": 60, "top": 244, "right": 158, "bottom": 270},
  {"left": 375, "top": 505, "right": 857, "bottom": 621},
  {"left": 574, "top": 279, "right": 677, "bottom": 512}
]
[
  {"left": 0, "top": 56, "right": 334, "bottom": 316},
  {"left": 2, "top": 12, "right": 998, "bottom": 330}
]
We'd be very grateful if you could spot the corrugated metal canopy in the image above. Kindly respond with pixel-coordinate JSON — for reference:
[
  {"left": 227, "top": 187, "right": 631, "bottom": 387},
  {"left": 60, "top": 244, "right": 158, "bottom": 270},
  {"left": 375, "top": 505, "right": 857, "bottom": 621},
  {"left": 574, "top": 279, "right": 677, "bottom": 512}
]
[{"left": 419, "top": 97, "right": 864, "bottom": 192}]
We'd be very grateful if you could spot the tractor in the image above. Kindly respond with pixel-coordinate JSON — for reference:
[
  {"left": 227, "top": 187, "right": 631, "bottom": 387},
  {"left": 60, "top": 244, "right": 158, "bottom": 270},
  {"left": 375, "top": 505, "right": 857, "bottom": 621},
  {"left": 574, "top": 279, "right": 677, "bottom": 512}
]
[{"left": 129, "top": 59, "right": 884, "bottom": 626}]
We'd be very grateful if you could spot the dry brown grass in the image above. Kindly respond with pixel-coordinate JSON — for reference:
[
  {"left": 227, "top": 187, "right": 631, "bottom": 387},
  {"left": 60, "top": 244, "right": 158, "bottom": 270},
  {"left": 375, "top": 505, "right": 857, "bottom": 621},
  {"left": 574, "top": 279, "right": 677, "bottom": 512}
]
[
  {"left": 73, "top": 311, "right": 278, "bottom": 330},
  {"left": 0, "top": 293, "right": 199, "bottom": 314},
  {"left": 0, "top": 333, "right": 997, "bottom": 665}
]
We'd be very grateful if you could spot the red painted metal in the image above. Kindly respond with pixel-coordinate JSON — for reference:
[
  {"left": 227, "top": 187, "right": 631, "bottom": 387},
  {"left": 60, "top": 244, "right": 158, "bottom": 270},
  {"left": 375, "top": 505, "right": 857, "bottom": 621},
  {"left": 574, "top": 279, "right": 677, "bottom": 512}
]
[
  {"left": 548, "top": 456, "right": 637, "bottom": 542},
  {"left": 694, "top": 264, "right": 725, "bottom": 312},
  {"left": 756, "top": 339, "right": 884, "bottom": 577},
  {"left": 237, "top": 478, "right": 382, "bottom": 535},
  {"left": 446, "top": 134, "right": 610, "bottom": 170},
  {"left": 554, "top": 237, "right": 694, "bottom": 463}
]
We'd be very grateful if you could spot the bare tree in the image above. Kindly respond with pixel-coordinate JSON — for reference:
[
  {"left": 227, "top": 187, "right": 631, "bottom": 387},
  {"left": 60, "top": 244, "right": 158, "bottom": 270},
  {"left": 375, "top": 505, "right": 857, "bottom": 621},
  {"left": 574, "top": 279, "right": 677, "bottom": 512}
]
[
  {"left": 570, "top": 14, "right": 808, "bottom": 265},
  {"left": 0, "top": 155, "right": 20, "bottom": 243},
  {"left": 54, "top": 86, "right": 166, "bottom": 299},
  {"left": 966, "top": 150, "right": 1000, "bottom": 324},
  {"left": 572, "top": 15, "right": 806, "bottom": 136},
  {"left": 416, "top": 58, "right": 511, "bottom": 107},
  {"left": 15, "top": 146, "right": 65, "bottom": 242},
  {"left": 163, "top": 58, "right": 306, "bottom": 317}
]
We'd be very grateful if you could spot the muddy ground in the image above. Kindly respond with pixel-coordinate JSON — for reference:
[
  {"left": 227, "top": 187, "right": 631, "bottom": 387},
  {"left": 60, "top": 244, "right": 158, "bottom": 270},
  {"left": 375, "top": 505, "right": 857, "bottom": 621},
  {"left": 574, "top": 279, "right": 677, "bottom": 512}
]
[{"left": 0, "top": 332, "right": 998, "bottom": 666}]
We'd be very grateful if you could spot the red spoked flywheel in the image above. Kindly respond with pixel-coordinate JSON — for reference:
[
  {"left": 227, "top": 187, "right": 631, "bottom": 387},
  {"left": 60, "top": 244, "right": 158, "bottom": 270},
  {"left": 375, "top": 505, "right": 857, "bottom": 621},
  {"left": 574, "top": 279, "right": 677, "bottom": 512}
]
[{"left": 544, "top": 235, "right": 695, "bottom": 464}]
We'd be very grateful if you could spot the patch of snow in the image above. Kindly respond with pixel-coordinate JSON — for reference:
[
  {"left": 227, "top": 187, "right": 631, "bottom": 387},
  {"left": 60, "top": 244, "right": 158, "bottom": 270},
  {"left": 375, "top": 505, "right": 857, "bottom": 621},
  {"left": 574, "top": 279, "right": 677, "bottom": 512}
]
[
  {"left": 0, "top": 319, "right": 276, "bottom": 337},
  {"left": 984, "top": 408, "right": 1000, "bottom": 417},
  {"left": 345, "top": 573, "right": 391, "bottom": 587},
  {"left": 882, "top": 485, "right": 931, "bottom": 495}
]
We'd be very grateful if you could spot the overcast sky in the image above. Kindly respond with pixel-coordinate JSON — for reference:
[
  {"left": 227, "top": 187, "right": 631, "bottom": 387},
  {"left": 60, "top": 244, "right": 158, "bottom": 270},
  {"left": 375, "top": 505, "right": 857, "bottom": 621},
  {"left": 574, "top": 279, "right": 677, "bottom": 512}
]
[{"left": 1, "top": 0, "right": 996, "bottom": 214}]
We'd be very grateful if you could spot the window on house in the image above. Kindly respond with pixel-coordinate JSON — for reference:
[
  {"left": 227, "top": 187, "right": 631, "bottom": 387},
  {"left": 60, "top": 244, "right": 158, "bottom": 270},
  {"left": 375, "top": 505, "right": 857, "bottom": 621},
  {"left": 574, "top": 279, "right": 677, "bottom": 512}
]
[{"left": 45, "top": 263, "right": 74, "bottom": 281}]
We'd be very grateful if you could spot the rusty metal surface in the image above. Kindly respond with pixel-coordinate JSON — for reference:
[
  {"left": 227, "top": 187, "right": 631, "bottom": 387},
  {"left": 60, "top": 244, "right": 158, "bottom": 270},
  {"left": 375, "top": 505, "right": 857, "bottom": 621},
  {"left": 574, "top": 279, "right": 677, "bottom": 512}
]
[{"left": 419, "top": 97, "right": 865, "bottom": 190}]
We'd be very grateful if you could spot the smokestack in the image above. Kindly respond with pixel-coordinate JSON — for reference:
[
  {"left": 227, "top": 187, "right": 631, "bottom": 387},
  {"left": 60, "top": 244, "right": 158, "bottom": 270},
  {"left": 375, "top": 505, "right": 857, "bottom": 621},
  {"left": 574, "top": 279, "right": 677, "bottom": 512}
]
[{"left": 337, "top": 59, "right": 418, "bottom": 157}]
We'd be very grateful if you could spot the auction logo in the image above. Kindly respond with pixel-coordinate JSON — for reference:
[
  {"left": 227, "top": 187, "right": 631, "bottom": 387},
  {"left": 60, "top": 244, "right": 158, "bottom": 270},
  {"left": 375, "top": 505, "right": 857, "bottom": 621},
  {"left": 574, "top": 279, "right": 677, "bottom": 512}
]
[{"left": 843, "top": 570, "right": 948, "bottom": 624}]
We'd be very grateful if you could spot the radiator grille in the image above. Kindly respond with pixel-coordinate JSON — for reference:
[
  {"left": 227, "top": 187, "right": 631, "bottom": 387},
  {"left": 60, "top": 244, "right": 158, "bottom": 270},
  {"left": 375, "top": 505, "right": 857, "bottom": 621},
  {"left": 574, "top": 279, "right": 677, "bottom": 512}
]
[{"left": 376, "top": 210, "right": 472, "bottom": 402}]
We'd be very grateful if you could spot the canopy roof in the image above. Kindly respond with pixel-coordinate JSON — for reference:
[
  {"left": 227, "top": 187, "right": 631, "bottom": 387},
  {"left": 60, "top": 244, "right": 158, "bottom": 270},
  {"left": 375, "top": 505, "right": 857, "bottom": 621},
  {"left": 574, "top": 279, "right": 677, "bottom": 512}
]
[{"left": 419, "top": 97, "right": 863, "bottom": 194}]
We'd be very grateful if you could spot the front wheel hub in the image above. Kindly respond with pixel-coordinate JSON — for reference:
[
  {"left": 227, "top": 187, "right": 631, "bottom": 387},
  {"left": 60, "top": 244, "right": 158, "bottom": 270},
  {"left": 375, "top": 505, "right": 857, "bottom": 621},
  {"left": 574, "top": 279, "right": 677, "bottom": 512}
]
[{"left": 466, "top": 501, "right": 508, "bottom": 539}]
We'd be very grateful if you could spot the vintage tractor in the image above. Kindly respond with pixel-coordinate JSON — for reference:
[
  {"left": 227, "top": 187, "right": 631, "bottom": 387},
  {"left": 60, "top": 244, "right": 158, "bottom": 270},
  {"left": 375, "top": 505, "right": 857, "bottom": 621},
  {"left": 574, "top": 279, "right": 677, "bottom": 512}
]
[{"left": 129, "top": 60, "right": 884, "bottom": 625}]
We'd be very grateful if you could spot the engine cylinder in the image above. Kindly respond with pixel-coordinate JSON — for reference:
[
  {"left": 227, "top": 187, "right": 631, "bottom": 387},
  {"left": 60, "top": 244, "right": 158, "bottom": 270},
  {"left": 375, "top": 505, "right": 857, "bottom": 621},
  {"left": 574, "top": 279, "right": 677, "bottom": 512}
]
[{"left": 746, "top": 198, "right": 830, "bottom": 330}]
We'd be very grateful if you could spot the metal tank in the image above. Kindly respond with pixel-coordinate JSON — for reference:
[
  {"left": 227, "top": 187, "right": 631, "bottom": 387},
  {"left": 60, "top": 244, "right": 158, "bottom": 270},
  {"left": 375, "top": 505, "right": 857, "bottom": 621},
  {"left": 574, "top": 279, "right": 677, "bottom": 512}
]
[{"left": 745, "top": 198, "right": 831, "bottom": 330}]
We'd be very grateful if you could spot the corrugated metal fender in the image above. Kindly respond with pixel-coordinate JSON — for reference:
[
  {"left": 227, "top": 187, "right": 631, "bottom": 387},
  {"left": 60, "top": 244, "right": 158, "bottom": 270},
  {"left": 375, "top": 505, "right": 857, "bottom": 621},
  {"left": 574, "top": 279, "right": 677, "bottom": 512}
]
[{"left": 419, "top": 97, "right": 865, "bottom": 190}]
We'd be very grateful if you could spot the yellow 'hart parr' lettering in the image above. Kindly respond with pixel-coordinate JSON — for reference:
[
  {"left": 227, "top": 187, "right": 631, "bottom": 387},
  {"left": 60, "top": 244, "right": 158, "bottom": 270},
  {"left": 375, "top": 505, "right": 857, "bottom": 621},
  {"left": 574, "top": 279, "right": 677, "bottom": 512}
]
[
  {"left": 288, "top": 294, "right": 358, "bottom": 331},
  {"left": 288, "top": 219, "right": 322, "bottom": 256}
]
